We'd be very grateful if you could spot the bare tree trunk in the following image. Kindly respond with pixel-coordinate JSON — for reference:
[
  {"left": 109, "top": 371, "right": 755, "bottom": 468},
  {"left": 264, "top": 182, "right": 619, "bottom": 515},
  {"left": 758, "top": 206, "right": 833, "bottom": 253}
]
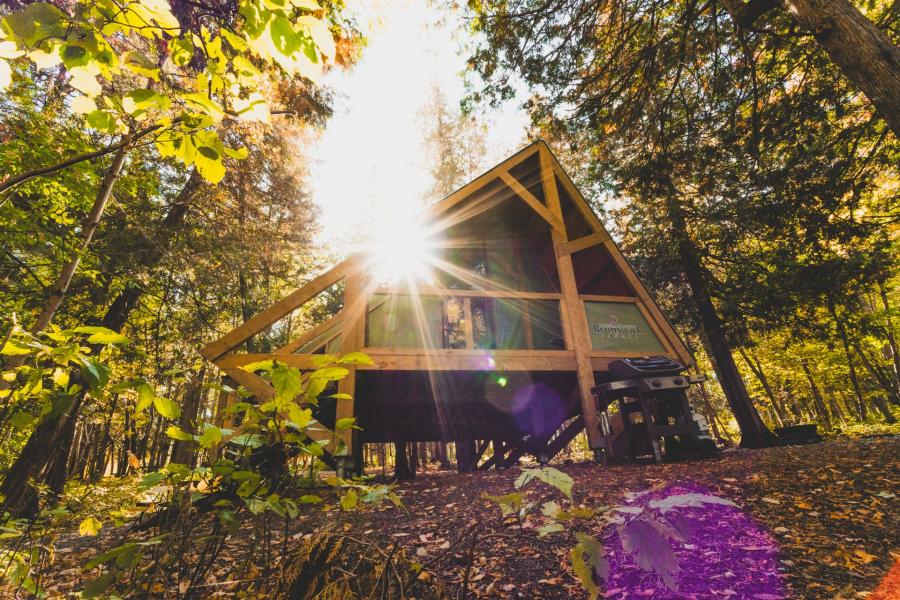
[
  {"left": 173, "top": 368, "right": 206, "bottom": 465},
  {"left": 31, "top": 147, "right": 128, "bottom": 334},
  {"left": 828, "top": 300, "right": 868, "bottom": 420},
  {"left": 667, "top": 196, "right": 777, "bottom": 447},
  {"left": 394, "top": 441, "right": 413, "bottom": 480},
  {"left": 738, "top": 347, "right": 786, "bottom": 427},
  {"left": 800, "top": 358, "right": 832, "bottom": 430},
  {"left": 879, "top": 284, "right": 900, "bottom": 395},
  {"left": 725, "top": 0, "right": 900, "bottom": 136}
]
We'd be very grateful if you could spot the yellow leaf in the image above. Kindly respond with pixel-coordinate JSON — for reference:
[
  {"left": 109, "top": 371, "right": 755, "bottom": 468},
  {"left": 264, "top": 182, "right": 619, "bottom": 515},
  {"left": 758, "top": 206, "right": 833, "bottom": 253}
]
[
  {"left": 69, "top": 69, "right": 101, "bottom": 97},
  {"left": 71, "top": 95, "right": 97, "bottom": 115},
  {"left": 79, "top": 516, "right": 102, "bottom": 536},
  {"left": 0, "top": 40, "right": 23, "bottom": 60},
  {"left": 795, "top": 501, "right": 812, "bottom": 510},
  {"left": 297, "top": 16, "right": 335, "bottom": 59},
  {"left": 854, "top": 549, "right": 877, "bottom": 564},
  {"left": 29, "top": 47, "right": 62, "bottom": 69}
]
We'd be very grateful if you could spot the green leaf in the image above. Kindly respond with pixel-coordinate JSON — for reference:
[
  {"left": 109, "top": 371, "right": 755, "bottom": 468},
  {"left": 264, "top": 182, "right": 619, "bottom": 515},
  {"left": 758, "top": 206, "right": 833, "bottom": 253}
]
[
  {"left": 298, "top": 494, "right": 322, "bottom": 504},
  {"left": 288, "top": 404, "right": 312, "bottom": 429},
  {"left": 340, "top": 488, "right": 358, "bottom": 510},
  {"left": 138, "top": 471, "right": 166, "bottom": 490},
  {"left": 515, "top": 467, "right": 574, "bottom": 500},
  {"left": 123, "top": 88, "right": 170, "bottom": 115},
  {"left": 481, "top": 492, "right": 524, "bottom": 517},
  {"left": 61, "top": 43, "right": 89, "bottom": 68},
  {"left": 270, "top": 15, "right": 302, "bottom": 57},
  {"left": 79, "top": 516, "right": 102, "bottom": 536},
  {"left": 80, "top": 357, "right": 110, "bottom": 390},
  {"left": 74, "top": 325, "right": 129, "bottom": 345},
  {"left": 223, "top": 146, "right": 249, "bottom": 160},
  {"left": 0, "top": 338, "right": 32, "bottom": 355},
  {"left": 136, "top": 382, "right": 154, "bottom": 411},
  {"left": 339, "top": 351, "right": 374, "bottom": 365},
  {"left": 121, "top": 50, "right": 159, "bottom": 80},
  {"left": 335, "top": 417, "right": 357, "bottom": 431},
  {"left": 272, "top": 363, "right": 302, "bottom": 401},
  {"left": 153, "top": 396, "right": 181, "bottom": 419},
  {"left": 82, "top": 573, "right": 112, "bottom": 599},
  {"left": 51, "top": 367, "right": 69, "bottom": 389},
  {"left": 169, "top": 35, "right": 194, "bottom": 66},
  {"left": 311, "top": 366, "right": 349, "bottom": 381},
  {"left": 85, "top": 543, "right": 138, "bottom": 569},
  {"left": 9, "top": 411, "right": 33, "bottom": 431},
  {"left": 85, "top": 109, "right": 117, "bottom": 134},
  {"left": 199, "top": 424, "right": 222, "bottom": 448},
  {"left": 569, "top": 533, "right": 608, "bottom": 599},
  {"left": 166, "top": 425, "right": 194, "bottom": 441},
  {"left": 241, "top": 359, "right": 274, "bottom": 373}
]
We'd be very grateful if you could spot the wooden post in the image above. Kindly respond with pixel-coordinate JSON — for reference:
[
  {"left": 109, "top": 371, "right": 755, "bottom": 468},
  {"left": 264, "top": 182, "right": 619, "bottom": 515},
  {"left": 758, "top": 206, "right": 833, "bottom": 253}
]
[
  {"left": 336, "top": 273, "right": 365, "bottom": 459},
  {"left": 539, "top": 145, "right": 603, "bottom": 448}
]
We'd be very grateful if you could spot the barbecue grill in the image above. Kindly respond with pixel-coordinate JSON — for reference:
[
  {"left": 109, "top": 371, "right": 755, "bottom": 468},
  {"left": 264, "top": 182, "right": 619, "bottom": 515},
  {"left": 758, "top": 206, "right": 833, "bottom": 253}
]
[{"left": 592, "top": 357, "right": 717, "bottom": 463}]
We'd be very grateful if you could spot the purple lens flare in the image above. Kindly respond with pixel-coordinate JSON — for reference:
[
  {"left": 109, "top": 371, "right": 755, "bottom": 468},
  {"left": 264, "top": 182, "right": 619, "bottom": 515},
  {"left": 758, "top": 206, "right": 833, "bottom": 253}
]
[{"left": 602, "top": 482, "right": 786, "bottom": 599}]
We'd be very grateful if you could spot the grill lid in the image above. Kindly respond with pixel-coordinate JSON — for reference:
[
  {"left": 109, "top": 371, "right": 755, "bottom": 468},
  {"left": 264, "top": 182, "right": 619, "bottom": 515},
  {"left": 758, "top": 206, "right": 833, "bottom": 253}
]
[{"left": 608, "top": 356, "right": 687, "bottom": 380}]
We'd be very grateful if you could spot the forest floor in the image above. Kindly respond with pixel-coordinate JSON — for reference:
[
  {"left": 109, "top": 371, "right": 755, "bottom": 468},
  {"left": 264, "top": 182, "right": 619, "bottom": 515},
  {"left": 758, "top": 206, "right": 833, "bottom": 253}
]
[
  {"left": 350, "top": 435, "right": 900, "bottom": 600},
  {"left": 28, "top": 434, "right": 899, "bottom": 599}
]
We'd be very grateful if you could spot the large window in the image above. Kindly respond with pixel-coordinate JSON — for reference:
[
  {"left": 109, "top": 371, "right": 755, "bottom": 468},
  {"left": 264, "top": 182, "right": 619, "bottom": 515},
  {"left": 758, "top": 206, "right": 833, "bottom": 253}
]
[{"left": 365, "top": 294, "right": 565, "bottom": 350}]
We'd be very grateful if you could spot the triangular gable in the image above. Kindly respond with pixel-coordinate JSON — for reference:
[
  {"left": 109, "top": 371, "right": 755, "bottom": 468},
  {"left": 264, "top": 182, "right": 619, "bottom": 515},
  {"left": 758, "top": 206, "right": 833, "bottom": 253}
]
[{"left": 420, "top": 140, "right": 690, "bottom": 364}]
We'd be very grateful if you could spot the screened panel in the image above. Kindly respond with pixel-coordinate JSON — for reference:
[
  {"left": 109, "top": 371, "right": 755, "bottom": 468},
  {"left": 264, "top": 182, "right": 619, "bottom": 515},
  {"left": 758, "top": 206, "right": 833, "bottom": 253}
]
[
  {"left": 471, "top": 299, "right": 564, "bottom": 350},
  {"left": 366, "top": 294, "right": 443, "bottom": 348},
  {"left": 528, "top": 300, "right": 565, "bottom": 349},
  {"left": 584, "top": 302, "right": 666, "bottom": 353}
]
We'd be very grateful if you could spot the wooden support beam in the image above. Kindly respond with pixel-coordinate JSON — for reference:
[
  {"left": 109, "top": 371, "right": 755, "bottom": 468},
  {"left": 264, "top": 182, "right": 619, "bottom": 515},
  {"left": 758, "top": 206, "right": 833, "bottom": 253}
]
[
  {"left": 335, "top": 272, "right": 365, "bottom": 456},
  {"left": 498, "top": 171, "right": 566, "bottom": 234},
  {"left": 202, "top": 254, "right": 363, "bottom": 361},
  {"left": 541, "top": 144, "right": 603, "bottom": 449},
  {"left": 275, "top": 310, "right": 345, "bottom": 354},
  {"left": 373, "top": 286, "right": 563, "bottom": 300},
  {"left": 541, "top": 141, "right": 692, "bottom": 366},
  {"left": 218, "top": 366, "right": 274, "bottom": 400},
  {"left": 541, "top": 142, "right": 608, "bottom": 233},
  {"left": 424, "top": 143, "right": 540, "bottom": 223},
  {"left": 579, "top": 294, "right": 639, "bottom": 303},
  {"left": 556, "top": 231, "right": 609, "bottom": 257},
  {"left": 544, "top": 415, "right": 585, "bottom": 460},
  {"left": 478, "top": 440, "right": 508, "bottom": 470}
]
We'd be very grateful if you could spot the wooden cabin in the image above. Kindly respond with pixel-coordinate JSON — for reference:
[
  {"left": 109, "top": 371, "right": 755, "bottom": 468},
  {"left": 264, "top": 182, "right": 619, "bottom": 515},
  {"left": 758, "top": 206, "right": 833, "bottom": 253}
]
[{"left": 200, "top": 141, "right": 692, "bottom": 472}]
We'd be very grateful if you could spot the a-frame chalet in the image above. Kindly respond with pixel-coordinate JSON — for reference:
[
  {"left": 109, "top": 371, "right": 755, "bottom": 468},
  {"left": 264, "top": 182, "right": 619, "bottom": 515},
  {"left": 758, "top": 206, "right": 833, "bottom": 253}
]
[{"left": 200, "top": 141, "right": 692, "bottom": 471}]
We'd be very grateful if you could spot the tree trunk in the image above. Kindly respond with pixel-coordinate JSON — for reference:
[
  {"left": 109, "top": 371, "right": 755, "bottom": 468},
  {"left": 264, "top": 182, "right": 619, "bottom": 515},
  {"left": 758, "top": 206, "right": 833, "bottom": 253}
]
[
  {"left": 173, "top": 368, "right": 206, "bottom": 465},
  {"left": 800, "top": 358, "right": 832, "bottom": 430},
  {"left": 828, "top": 301, "right": 868, "bottom": 420},
  {"left": 0, "top": 394, "right": 85, "bottom": 516},
  {"left": 726, "top": 0, "right": 900, "bottom": 136},
  {"left": 394, "top": 441, "right": 413, "bottom": 480},
  {"left": 878, "top": 284, "right": 900, "bottom": 395},
  {"left": 738, "top": 347, "right": 786, "bottom": 427},
  {"left": 455, "top": 440, "right": 477, "bottom": 472},
  {"left": 781, "top": 0, "right": 900, "bottom": 137},
  {"left": 31, "top": 146, "right": 128, "bottom": 334},
  {"left": 666, "top": 197, "right": 777, "bottom": 448}
]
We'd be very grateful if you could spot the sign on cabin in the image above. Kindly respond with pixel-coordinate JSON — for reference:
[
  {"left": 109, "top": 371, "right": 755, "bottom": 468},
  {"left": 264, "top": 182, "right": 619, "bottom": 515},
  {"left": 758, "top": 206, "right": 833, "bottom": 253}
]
[{"left": 584, "top": 302, "right": 666, "bottom": 354}]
